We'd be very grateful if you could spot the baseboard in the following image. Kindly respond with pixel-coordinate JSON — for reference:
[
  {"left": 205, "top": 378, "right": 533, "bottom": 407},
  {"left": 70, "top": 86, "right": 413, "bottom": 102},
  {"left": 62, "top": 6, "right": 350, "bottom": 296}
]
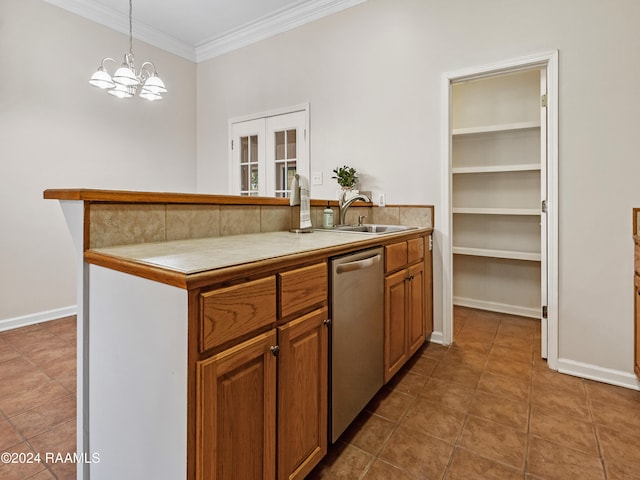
[
  {"left": 428, "top": 330, "right": 445, "bottom": 345},
  {"left": 453, "top": 296, "right": 540, "bottom": 319},
  {"left": 557, "top": 357, "right": 640, "bottom": 391},
  {"left": 0, "top": 305, "right": 77, "bottom": 332}
]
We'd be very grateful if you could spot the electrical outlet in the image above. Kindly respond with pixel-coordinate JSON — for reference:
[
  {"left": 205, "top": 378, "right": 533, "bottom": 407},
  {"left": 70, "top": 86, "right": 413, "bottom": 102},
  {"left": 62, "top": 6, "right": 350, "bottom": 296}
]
[{"left": 311, "top": 171, "right": 323, "bottom": 185}]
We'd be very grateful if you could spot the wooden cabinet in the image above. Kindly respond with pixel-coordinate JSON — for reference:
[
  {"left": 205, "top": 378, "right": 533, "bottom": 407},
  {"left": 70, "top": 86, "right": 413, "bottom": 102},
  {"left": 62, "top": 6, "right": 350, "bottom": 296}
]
[
  {"left": 195, "top": 262, "right": 328, "bottom": 480},
  {"left": 200, "top": 276, "right": 277, "bottom": 352},
  {"left": 635, "top": 274, "right": 640, "bottom": 379},
  {"left": 196, "top": 330, "right": 277, "bottom": 480},
  {"left": 451, "top": 68, "right": 545, "bottom": 318},
  {"left": 383, "top": 236, "right": 431, "bottom": 383},
  {"left": 277, "top": 308, "right": 328, "bottom": 480},
  {"left": 634, "top": 234, "right": 640, "bottom": 379}
]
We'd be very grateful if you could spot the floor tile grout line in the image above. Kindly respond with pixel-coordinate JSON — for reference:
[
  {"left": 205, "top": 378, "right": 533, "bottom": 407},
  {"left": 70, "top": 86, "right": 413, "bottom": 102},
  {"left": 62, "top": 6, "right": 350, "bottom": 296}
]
[{"left": 584, "top": 377, "right": 609, "bottom": 479}]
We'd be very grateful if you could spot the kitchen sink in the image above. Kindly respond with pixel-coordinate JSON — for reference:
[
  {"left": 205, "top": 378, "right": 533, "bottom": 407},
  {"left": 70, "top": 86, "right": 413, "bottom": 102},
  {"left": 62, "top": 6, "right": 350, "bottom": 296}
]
[{"left": 318, "top": 224, "right": 418, "bottom": 234}]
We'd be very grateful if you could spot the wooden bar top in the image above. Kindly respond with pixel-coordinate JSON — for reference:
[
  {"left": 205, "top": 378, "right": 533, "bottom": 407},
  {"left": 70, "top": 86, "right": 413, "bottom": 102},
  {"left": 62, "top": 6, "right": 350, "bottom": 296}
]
[
  {"left": 44, "top": 188, "right": 291, "bottom": 205},
  {"left": 42, "top": 188, "right": 431, "bottom": 208}
]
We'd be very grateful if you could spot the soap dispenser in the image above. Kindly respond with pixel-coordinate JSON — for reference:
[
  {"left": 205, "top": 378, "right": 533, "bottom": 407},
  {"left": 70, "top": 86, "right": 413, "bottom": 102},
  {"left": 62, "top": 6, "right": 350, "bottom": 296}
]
[{"left": 323, "top": 203, "right": 334, "bottom": 229}]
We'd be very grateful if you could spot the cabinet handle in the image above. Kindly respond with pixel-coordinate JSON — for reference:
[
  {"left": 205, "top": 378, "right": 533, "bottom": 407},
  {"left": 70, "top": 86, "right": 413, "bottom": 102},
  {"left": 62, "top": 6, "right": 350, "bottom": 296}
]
[
  {"left": 323, "top": 319, "right": 331, "bottom": 326},
  {"left": 269, "top": 345, "right": 280, "bottom": 357},
  {"left": 406, "top": 274, "right": 414, "bottom": 282}
]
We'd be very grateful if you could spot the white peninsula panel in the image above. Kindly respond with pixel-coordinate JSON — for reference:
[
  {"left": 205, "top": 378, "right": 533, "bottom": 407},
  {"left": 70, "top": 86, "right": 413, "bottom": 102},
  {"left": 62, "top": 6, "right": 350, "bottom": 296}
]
[{"left": 89, "top": 265, "right": 188, "bottom": 479}]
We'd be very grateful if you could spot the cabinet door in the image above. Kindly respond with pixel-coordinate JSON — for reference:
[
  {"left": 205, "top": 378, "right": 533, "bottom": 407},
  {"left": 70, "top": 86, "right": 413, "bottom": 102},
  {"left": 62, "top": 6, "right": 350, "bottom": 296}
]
[
  {"left": 635, "top": 275, "right": 640, "bottom": 379},
  {"left": 384, "top": 269, "right": 408, "bottom": 383},
  {"left": 277, "top": 308, "right": 328, "bottom": 480},
  {"left": 407, "top": 262, "right": 426, "bottom": 356},
  {"left": 196, "top": 330, "right": 277, "bottom": 480}
]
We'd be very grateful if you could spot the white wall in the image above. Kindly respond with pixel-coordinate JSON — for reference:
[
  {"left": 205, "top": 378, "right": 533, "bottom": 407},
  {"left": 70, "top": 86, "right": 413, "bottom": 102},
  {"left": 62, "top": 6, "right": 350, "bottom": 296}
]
[
  {"left": 196, "top": 0, "right": 640, "bottom": 377},
  {"left": 0, "top": 0, "right": 197, "bottom": 324}
]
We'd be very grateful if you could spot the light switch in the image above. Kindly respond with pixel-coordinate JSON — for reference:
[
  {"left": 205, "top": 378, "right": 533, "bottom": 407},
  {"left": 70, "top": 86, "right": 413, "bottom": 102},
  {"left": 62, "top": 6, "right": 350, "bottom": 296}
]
[{"left": 311, "top": 171, "right": 323, "bottom": 185}]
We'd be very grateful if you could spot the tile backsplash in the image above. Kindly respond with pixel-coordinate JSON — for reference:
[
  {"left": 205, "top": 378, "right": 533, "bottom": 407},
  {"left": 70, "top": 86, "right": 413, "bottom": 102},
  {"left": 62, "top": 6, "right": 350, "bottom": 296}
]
[{"left": 90, "top": 202, "right": 432, "bottom": 249}]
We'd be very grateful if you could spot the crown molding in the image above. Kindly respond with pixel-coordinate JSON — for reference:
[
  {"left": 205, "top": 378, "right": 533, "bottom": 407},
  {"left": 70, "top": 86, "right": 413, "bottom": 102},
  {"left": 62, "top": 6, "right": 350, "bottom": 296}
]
[
  {"left": 44, "top": 0, "right": 198, "bottom": 61},
  {"left": 45, "top": 0, "right": 366, "bottom": 64},
  {"left": 195, "top": 0, "right": 367, "bottom": 62}
]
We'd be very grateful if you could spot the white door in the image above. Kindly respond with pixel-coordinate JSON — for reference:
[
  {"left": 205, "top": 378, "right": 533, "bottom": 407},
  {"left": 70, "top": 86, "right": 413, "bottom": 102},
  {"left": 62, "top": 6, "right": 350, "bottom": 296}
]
[
  {"left": 229, "top": 106, "right": 309, "bottom": 198},
  {"left": 230, "top": 118, "right": 266, "bottom": 196},
  {"left": 442, "top": 51, "right": 559, "bottom": 368},
  {"left": 539, "top": 67, "right": 549, "bottom": 358},
  {"left": 265, "top": 111, "right": 308, "bottom": 198}
]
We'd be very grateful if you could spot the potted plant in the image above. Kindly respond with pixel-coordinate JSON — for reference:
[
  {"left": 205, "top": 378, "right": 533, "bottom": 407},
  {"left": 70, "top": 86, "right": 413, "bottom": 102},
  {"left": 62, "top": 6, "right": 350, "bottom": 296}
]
[{"left": 332, "top": 165, "right": 358, "bottom": 189}]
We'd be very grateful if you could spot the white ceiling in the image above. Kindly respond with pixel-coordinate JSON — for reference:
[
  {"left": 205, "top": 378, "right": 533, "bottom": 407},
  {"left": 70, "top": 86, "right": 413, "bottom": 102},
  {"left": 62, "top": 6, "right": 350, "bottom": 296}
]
[{"left": 44, "top": 0, "right": 366, "bottom": 62}]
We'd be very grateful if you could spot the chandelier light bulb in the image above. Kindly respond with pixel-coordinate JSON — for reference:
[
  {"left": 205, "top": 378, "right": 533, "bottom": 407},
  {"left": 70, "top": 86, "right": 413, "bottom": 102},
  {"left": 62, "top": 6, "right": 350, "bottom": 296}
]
[
  {"left": 107, "top": 83, "right": 134, "bottom": 99},
  {"left": 113, "top": 65, "right": 139, "bottom": 87},
  {"left": 88, "top": 67, "right": 115, "bottom": 89},
  {"left": 139, "top": 89, "right": 162, "bottom": 101},
  {"left": 142, "top": 74, "right": 167, "bottom": 94},
  {"left": 88, "top": 0, "right": 166, "bottom": 101}
]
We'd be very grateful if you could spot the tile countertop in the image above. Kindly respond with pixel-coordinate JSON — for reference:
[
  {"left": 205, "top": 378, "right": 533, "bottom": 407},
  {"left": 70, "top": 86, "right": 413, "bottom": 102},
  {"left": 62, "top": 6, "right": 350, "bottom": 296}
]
[{"left": 89, "top": 229, "right": 430, "bottom": 275}]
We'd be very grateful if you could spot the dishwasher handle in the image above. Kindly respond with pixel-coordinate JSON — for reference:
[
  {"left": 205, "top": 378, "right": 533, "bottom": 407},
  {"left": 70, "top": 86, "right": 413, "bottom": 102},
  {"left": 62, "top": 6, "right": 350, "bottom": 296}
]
[{"left": 335, "top": 254, "right": 382, "bottom": 274}]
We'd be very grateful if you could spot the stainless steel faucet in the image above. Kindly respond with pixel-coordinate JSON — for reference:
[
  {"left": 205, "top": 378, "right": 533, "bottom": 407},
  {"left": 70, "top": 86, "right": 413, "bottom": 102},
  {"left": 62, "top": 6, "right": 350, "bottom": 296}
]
[{"left": 338, "top": 191, "right": 371, "bottom": 225}]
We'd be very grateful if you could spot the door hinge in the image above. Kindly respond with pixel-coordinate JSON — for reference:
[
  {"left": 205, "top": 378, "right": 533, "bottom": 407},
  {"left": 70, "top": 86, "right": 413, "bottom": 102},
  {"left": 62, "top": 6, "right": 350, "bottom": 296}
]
[
  {"left": 429, "top": 235, "right": 433, "bottom": 251},
  {"left": 541, "top": 200, "right": 547, "bottom": 213},
  {"left": 542, "top": 305, "right": 548, "bottom": 319},
  {"left": 541, "top": 94, "right": 547, "bottom": 108},
  {"left": 231, "top": 139, "right": 234, "bottom": 150}
]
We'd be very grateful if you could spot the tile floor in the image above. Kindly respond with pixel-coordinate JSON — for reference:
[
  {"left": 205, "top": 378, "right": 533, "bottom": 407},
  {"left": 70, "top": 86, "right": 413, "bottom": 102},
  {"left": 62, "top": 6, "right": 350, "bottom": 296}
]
[
  {"left": 2, "top": 309, "right": 640, "bottom": 479},
  {"left": 0, "top": 316, "right": 76, "bottom": 480},
  {"left": 309, "top": 306, "right": 640, "bottom": 479}
]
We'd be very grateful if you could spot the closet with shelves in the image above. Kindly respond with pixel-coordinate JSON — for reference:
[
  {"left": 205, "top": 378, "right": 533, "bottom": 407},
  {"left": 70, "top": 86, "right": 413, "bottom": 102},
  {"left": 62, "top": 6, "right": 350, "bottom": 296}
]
[{"left": 451, "top": 68, "right": 545, "bottom": 318}]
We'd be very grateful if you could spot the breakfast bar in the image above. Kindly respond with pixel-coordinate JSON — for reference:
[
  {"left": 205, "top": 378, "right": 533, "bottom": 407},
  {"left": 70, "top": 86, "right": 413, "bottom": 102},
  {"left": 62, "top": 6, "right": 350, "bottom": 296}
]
[{"left": 45, "top": 189, "right": 433, "bottom": 480}]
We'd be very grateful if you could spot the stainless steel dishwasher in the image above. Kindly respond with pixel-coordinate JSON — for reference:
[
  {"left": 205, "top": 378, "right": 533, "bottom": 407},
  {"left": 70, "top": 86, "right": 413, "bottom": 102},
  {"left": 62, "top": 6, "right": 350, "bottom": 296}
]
[{"left": 330, "top": 247, "right": 384, "bottom": 443}]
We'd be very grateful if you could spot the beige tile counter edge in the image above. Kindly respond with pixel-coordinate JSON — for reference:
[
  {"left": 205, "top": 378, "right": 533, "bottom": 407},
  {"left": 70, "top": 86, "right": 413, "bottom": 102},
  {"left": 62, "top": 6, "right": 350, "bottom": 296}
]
[{"left": 89, "top": 229, "right": 431, "bottom": 275}]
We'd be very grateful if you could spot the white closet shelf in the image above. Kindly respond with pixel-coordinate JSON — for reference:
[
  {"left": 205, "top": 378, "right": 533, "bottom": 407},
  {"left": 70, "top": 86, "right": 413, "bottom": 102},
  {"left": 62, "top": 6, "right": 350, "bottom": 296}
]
[
  {"left": 452, "top": 121, "right": 540, "bottom": 136},
  {"left": 453, "top": 246, "right": 541, "bottom": 262},
  {"left": 453, "top": 207, "right": 540, "bottom": 216},
  {"left": 452, "top": 163, "right": 541, "bottom": 174}
]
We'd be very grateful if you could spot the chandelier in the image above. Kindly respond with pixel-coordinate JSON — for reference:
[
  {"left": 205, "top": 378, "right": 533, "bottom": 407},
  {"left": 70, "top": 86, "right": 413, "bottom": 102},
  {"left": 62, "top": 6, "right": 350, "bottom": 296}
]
[{"left": 89, "top": 0, "right": 167, "bottom": 101}]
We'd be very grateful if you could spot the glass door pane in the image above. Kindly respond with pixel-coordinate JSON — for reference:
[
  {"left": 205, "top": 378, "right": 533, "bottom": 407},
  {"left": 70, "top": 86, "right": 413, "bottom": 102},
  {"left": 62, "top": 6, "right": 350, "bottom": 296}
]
[
  {"left": 274, "top": 129, "right": 297, "bottom": 198},
  {"left": 240, "top": 134, "right": 259, "bottom": 196}
]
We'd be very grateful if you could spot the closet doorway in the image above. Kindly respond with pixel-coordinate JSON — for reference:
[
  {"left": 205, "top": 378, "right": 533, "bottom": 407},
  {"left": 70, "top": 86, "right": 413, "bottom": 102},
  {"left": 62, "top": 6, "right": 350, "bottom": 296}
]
[{"left": 441, "top": 51, "right": 558, "bottom": 369}]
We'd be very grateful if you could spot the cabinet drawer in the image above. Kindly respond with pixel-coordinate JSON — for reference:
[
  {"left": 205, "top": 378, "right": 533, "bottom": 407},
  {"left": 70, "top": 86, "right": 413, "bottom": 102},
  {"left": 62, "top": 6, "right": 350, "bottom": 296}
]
[
  {"left": 200, "top": 276, "right": 276, "bottom": 352},
  {"left": 407, "top": 237, "right": 425, "bottom": 264},
  {"left": 385, "top": 242, "right": 408, "bottom": 273},
  {"left": 278, "top": 263, "right": 327, "bottom": 318}
]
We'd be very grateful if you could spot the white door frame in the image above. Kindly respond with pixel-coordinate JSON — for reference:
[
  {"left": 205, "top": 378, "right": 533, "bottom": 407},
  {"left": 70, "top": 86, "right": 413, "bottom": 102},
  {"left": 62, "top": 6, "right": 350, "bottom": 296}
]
[{"left": 440, "top": 50, "right": 559, "bottom": 370}]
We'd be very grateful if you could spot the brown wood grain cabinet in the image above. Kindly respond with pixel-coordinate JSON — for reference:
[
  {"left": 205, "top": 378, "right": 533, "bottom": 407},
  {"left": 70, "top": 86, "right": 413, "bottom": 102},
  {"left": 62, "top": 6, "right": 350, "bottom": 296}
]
[
  {"left": 195, "top": 262, "right": 328, "bottom": 480},
  {"left": 634, "top": 237, "right": 640, "bottom": 379},
  {"left": 383, "top": 235, "right": 432, "bottom": 383},
  {"left": 635, "top": 274, "right": 640, "bottom": 378},
  {"left": 277, "top": 307, "right": 328, "bottom": 480},
  {"left": 196, "top": 330, "right": 278, "bottom": 480}
]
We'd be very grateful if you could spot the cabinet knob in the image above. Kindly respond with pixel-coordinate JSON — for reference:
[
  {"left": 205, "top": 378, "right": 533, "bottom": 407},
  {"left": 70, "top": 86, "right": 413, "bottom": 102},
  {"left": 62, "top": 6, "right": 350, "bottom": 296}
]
[
  {"left": 269, "top": 345, "right": 280, "bottom": 357},
  {"left": 323, "top": 319, "right": 331, "bottom": 326}
]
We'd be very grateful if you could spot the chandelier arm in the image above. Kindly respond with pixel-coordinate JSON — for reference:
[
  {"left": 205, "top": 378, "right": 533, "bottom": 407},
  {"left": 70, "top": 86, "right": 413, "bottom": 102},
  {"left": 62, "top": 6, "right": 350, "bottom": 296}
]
[
  {"left": 100, "top": 57, "right": 118, "bottom": 71},
  {"left": 139, "top": 61, "right": 157, "bottom": 80}
]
